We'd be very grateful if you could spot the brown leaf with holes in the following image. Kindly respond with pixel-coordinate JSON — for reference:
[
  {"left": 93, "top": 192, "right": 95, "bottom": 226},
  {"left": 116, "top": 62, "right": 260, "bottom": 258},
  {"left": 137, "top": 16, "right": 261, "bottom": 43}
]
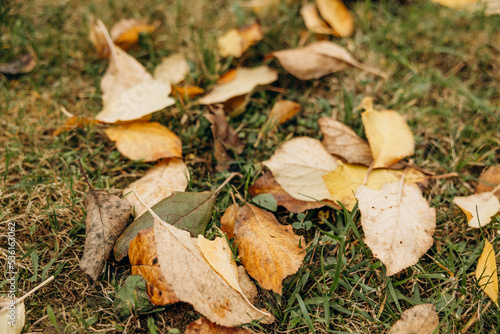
[
  {"left": 476, "top": 166, "right": 500, "bottom": 199},
  {"left": 185, "top": 317, "right": 252, "bottom": 334}
]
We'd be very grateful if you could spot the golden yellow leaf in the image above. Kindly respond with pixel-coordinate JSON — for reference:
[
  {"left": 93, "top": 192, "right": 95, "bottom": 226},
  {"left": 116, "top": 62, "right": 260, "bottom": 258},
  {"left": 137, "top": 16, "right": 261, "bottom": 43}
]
[
  {"left": 218, "top": 22, "right": 263, "bottom": 58},
  {"left": 476, "top": 239, "right": 499, "bottom": 306},
  {"left": 316, "top": 0, "right": 354, "bottom": 37},
  {"left": 389, "top": 304, "right": 439, "bottom": 334},
  {"left": 300, "top": 3, "right": 336, "bottom": 35},
  {"left": 111, "top": 19, "right": 157, "bottom": 51},
  {"left": 172, "top": 85, "right": 205, "bottom": 99},
  {"left": 105, "top": 122, "right": 182, "bottom": 161},
  {"left": 153, "top": 53, "right": 190, "bottom": 85},
  {"left": 243, "top": 0, "right": 280, "bottom": 15},
  {"left": 453, "top": 186, "right": 500, "bottom": 228}
]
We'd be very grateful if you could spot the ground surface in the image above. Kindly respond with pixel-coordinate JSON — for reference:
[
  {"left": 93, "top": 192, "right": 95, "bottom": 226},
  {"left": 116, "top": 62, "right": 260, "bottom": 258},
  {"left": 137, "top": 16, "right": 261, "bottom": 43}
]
[{"left": 1, "top": 0, "right": 499, "bottom": 333}]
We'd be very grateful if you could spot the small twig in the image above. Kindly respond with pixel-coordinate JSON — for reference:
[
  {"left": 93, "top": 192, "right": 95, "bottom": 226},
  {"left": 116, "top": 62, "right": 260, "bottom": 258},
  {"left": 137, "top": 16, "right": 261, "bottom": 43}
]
[
  {"left": 15, "top": 276, "right": 55, "bottom": 305},
  {"left": 214, "top": 172, "right": 243, "bottom": 194}
]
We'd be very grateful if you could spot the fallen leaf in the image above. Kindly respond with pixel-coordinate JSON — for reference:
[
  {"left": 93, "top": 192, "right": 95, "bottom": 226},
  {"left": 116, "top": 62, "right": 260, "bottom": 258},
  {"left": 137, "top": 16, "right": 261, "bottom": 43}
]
[
  {"left": 220, "top": 204, "right": 239, "bottom": 239},
  {"left": 199, "top": 66, "right": 278, "bottom": 105},
  {"left": 388, "top": 304, "right": 439, "bottom": 334},
  {"left": 249, "top": 172, "right": 340, "bottom": 213},
  {"left": 356, "top": 182, "right": 436, "bottom": 276},
  {"left": 113, "top": 275, "right": 155, "bottom": 317},
  {"left": 323, "top": 162, "right": 427, "bottom": 211},
  {"left": 185, "top": 317, "right": 252, "bottom": 334},
  {"left": 153, "top": 53, "right": 190, "bottom": 85},
  {"left": 483, "top": 0, "right": 500, "bottom": 15},
  {"left": 475, "top": 239, "right": 499, "bottom": 306},
  {"left": 111, "top": 19, "right": 157, "bottom": 51},
  {"left": 224, "top": 94, "right": 252, "bottom": 118},
  {"left": 316, "top": 0, "right": 354, "bottom": 37},
  {"left": 0, "top": 49, "right": 37, "bottom": 74},
  {"left": 361, "top": 105, "right": 415, "bottom": 168},
  {"left": 129, "top": 227, "right": 179, "bottom": 305},
  {"left": 476, "top": 166, "right": 500, "bottom": 199},
  {"left": 263, "top": 137, "right": 339, "bottom": 202},
  {"left": 52, "top": 116, "right": 98, "bottom": 137},
  {"left": 318, "top": 117, "right": 373, "bottom": 166},
  {"left": 0, "top": 297, "right": 25, "bottom": 334},
  {"left": 243, "top": 0, "right": 280, "bottom": 15},
  {"left": 300, "top": 3, "right": 336, "bottom": 35},
  {"left": 234, "top": 203, "right": 306, "bottom": 294},
  {"left": 80, "top": 188, "right": 132, "bottom": 284},
  {"left": 105, "top": 122, "right": 182, "bottom": 161},
  {"left": 114, "top": 191, "right": 215, "bottom": 261},
  {"left": 453, "top": 187, "right": 500, "bottom": 228},
  {"left": 218, "top": 22, "right": 264, "bottom": 58},
  {"left": 123, "top": 158, "right": 189, "bottom": 218},
  {"left": 273, "top": 41, "right": 387, "bottom": 80},
  {"left": 256, "top": 100, "right": 301, "bottom": 146},
  {"left": 172, "top": 85, "right": 205, "bottom": 99},
  {"left": 431, "top": 0, "right": 478, "bottom": 8}
]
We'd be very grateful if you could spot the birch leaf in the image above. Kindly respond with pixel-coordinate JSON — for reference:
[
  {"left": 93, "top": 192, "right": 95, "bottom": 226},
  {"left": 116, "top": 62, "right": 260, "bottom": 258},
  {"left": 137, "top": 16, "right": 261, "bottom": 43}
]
[
  {"left": 316, "top": 0, "right": 354, "bottom": 37},
  {"left": 356, "top": 182, "right": 436, "bottom": 276},
  {"left": 475, "top": 239, "right": 499, "bottom": 306},
  {"left": 388, "top": 304, "right": 439, "bottom": 334},
  {"left": 453, "top": 187, "right": 500, "bottom": 228}
]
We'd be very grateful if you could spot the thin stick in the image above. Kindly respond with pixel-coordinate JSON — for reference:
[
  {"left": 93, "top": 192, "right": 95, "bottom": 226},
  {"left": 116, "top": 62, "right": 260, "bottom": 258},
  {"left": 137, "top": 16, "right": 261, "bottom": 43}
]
[{"left": 15, "top": 276, "right": 54, "bottom": 305}]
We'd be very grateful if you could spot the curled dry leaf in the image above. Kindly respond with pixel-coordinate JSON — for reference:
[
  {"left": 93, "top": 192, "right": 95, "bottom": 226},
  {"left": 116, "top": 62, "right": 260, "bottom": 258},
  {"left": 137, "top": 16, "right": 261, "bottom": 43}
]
[
  {"left": 301, "top": 3, "right": 336, "bottom": 35},
  {"left": 153, "top": 53, "right": 190, "bottom": 85},
  {"left": 0, "top": 297, "right": 25, "bottom": 334},
  {"left": 105, "top": 122, "right": 182, "bottom": 161},
  {"left": 316, "top": 0, "right": 354, "bottom": 37},
  {"left": 123, "top": 158, "right": 189, "bottom": 218},
  {"left": 475, "top": 239, "right": 499, "bottom": 306},
  {"left": 476, "top": 166, "right": 500, "bottom": 199},
  {"left": 256, "top": 100, "right": 301, "bottom": 146},
  {"left": 263, "top": 137, "right": 339, "bottom": 202},
  {"left": 453, "top": 185, "right": 500, "bottom": 228},
  {"left": 185, "top": 317, "right": 252, "bottom": 334},
  {"left": 218, "top": 22, "right": 264, "bottom": 58},
  {"left": 234, "top": 203, "right": 306, "bottom": 294},
  {"left": 356, "top": 182, "right": 436, "bottom": 276},
  {"left": 0, "top": 49, "right": 37, "bottom": 75},
  {"left": 199, "top": 66, "right": 278, "bottom": 105},
  {"left": 388, "top": 304, "right": 439, "bottom": 334},
  {"left": 111, "top": 19, "right": 157, "bottom": 51}
]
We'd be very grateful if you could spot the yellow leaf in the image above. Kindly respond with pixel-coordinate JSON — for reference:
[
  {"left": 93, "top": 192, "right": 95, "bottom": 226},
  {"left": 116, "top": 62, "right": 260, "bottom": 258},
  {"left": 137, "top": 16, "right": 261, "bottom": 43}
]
[
  {"left": 111, "top": 19, "right": 157, "bottom": 51},
  {"left": 453, "top": 186, "right": 500, "bottom": 228},
  {"left": 300, "top": 3, "right": 336, "bottom": 35},
  {"left": 218, "top": 22, "right": 263, "bottom": 58},
  {"left": 316, "top": 0, "right": 354, "bottom": 37},
  {"left": 476, "top": 240, "right": 499, "bottom": 306}
]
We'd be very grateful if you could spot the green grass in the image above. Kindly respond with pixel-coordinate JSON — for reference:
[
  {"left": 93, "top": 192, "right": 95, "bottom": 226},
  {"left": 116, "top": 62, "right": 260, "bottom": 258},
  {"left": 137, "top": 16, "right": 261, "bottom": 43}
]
[{"left": 1, "top": 0, "right": 499, "bottom": 332}]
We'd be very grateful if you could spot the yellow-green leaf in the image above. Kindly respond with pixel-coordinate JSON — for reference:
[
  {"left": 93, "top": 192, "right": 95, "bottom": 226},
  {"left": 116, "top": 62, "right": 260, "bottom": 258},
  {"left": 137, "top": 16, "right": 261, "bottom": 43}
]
[{"left": 476, "top": 240, "right": 499, "bottom": 306}]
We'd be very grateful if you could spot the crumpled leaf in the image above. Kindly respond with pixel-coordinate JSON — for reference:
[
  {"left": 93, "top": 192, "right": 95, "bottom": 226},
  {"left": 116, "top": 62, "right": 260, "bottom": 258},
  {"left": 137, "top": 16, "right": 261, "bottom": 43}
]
[
  {"left": 388, "top": 304, "right": 439, "bottom": 334},
  {"left": 234, "top": 203, "right": 306, "bottom": 294},
  {"left": 0, "top": 297, "right": 25, "bottom": 334},
  {"left": 263, "top": 137, "right": 339, "bottom": 202},
  {"left": 475, "top": 239, "right": 499, "bottom": 306},
  {"left": 123, "top": 158, "right": 189, "bottom": 218},
  {"left": 453, "top": 187, "right": 500, "bottom": 228},
  {"left": 199, "top": 66, "right": 278, "bottom": 105},
  {"left": 356, "top": 182, "right": 436, "bottom": 276},
  {"left": 153, "top": 53, "right": 190, "bottom": 85},
  {"left": 300, "top": 3, "right": 336, "bottom": 35},
  {"left": 129, "top": 227, "right": 179, "bottom": 305},
  {"left": 80, "top": 188, "right": 132, "bottom": 284},
  {"left": 114, "top": 191, "right": 215, "bottom": 261},
  {"left": 476, "top": 166, "right": 500, "bottom": 199},
  {"left": 255, "top": 100, "right": 301, "bottom": 146},
  {"left": 185, "top": 317, "right": 252, "bottom": 334},
  {"left": 111, "top": 19, "right": 157, "bottom": 51},
  {"left": 249, "top": 172, "right": 340, "bottom": 213},
  {"left": 0, "top": 49, "right": 37, "bottom": 75},
  {"left": 323, "top": 162, "right": 427, "bottom": 211},
  {"left": 218, "top": 22, "right": 263, "bottom": 58},
  {"left": 105, "top": 122, "right": 182, "bottom": 161},
  {"left": 318, "top": 117, "right": 373, "bottom": 166},
  {"left": 113, "top": 275, "right": 155, "bottom": 317},
  {"left": 361, "top": 99, "right": 415, "bottom": 168},
  {"left": 316, "top": 0, "right": 354, "bottom": 37},
  {"left": 273, "top": 41, "right": 387, "bottom": 80}
]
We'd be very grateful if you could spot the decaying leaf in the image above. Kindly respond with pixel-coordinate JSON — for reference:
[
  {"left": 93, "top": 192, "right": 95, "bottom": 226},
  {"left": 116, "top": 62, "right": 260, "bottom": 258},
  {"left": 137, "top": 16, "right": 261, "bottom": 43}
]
[
  {"left": 475, "top": 239, "right": 499, "bottom": 306},
  {"left": 323, "top": 162, "right": 427, "bottom": 211},
  {"left": 0, "top": 49, "right": 37, "bottom": 75},
  {"left": 123, "top": 158, "right": 189, "bottom": 219},
  {"left": 105, "top": 122, "right": 182, "bottom": 161},
  {"left": 129, "top": 227, "right": 179, "bottom": 305},
  {"left": 249, "top": 172, "right": 339, "bottom": 213},
  {"left": 356, "top": 182, "right": 436, "bottom": 276},
  {"left": 256, "top": 100, "right": 301, "bottom": 146},
  {"left": 388, "top": 304, "right": 439, "bottom": 334},
  {"left": 234, "top": 203, "right": 306, "bottom": 294},
  {"left": 111, "top": 19, "right": 157, "bottom": 51},
  {"left": 318, "top": 117, "right": 373, "bottom": 166},
  {"left": 199, "top": 66, "right": 278, "bottom": 105},
  {"left": 153, "top": 53, "right": 190, "bottom": 85},
  {"left": 221, "top": 204, "right": 239, "bottom": 239},
  {"left": 263, "top": 137, "right": 339, "bottom": 202},
  {"left": 218, "top": 22, "right": 264, "bottom": 58},
  {"left": 113, "top": 275, "right": 155, "bottom": 317},
  {"left": 185, "top": 317, "right": 252, "bottom": 334},
  {"left": 300, "top": 3, "right": 336, "bottom": 35},
  {"left": 273, "top": 41, "right": 387, "bottom": 80},
  {"left": 0, "top": 297, "right": 25, "bottom": 334},
  {"left": 476, "top": 166, "right": 500, "bottom": 199},
  {"left": 453, "top": 186, "right": 500, "bottom": 228},
  {"left": 316, "top": 0, "right": 354, "bottom": 37},
  {"left": 80, "top": 188, "right": 132, "bottom": 284},
  {"left": 361, "top": 104, "right": 415, "bottom": 168}
]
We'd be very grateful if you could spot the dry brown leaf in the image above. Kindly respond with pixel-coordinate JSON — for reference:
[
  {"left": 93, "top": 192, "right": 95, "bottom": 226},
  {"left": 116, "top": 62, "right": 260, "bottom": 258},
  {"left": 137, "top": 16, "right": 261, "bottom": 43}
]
[
  {"left": 249, "top": 172, "right": 340, "bottom": 213},
  {"left": 111, "top": 19, "right": 157, "bottom": 51},
  {"left": 301, "top": 3, "right": 336, "bottom": 35},
  {"left": 185, "top": 317, "right": 252, "bottom": 334},
  {"left": 234, "top": 203, "right": 306, "bottom": 294},
  {"left": 388, "top": 304, "right": 439, "bottom": 334},
  {"left": 476, "top": 239, "right": 499, "bottom": 306},
  {"left": 105, "top": 122, "right": 182, "bottom": 162},
  {"left": 199, "top": 66, "right": 278, "bottom": 105},
  {"left": 0, "top": 297, "right": 25, "bottom": 334},
  {"left": 476, "top": 166, "right": 500, "bottom": 199},
  {"left": 316, "top": 0, "right": 354, "bottom": 37},
  {"left": 256, "top": 100, "right": 301, "bottom": 146},
  {"left": 123, "top": 158, "right": 189, "bottom": 218},
  {"left": 356, "top": 182, "right": 436, "bottom": 276},
  {"left": 453, "top": 186, "right": 500, "bottom": 228},
  {"left": 263, "top": 137, "right": 339, "bottom": 202},
  {"left": 221, "top": 204, "right": 239, "bottom": 239},
  {"left": 318, "top": 117, "right": 373, "bottom": 166},
  {"left": 153, "top": 53, "right": 190, "bottom": 85},
  {"left": 218, "top": 22, "right": 263, "bottom": 58},
  {"left": 129, "top": 227, "right": 179, "bottom": 305}
]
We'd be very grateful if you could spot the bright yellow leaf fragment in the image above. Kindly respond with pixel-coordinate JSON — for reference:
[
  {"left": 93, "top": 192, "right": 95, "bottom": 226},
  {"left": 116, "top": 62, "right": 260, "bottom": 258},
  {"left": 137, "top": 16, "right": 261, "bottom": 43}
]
[{"left": 476, "top": 240, "right": 499, "bottom": 306}]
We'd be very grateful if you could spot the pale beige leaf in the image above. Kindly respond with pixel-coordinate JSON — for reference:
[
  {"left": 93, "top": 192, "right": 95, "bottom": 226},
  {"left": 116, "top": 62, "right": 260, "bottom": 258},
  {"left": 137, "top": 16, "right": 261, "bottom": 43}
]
[
  {"left": 218, "top": 22, "right": 263, "bottom": 58},
  {"left": 0, "top": 297, "right": 25, "bottom": 334},
  {"left": 356, "top": 182, "right": 436, "bottom": 276},
  {"left": 199, "top": 66, "right": 277, "bottom": 104},
  {"left": 361, "top": 109, "right": 415, "bottom": 168},
  {"left": 123, "top": 158, "right": 189, "bottom": 218},
  {"left": 300, "top": 3, "right": 336, "bottom": 35},
  {"left": 475, "top": 239, "right": 499, "bottom": 306},
  {"left": 316, "top": 0, "right": 354, "bottom": 37},
  {"left": 323, "top": 162, "right": 427, "bottom": 211},
  {"left": 389, "top": 304, "right": 439, "bottom": 334},
  {"left": 234, "top": 203, "right": 306, "bottom": 294},
  {"left": 482, "top": 0, "right": 500, "bottom": 15},
  {"left": 153, "top": 53, "right": 190, "bottom": 85},
  {"left": 453, "top": 190, "right": 500, "bottom": 228},
  {"left": 263, "top": 137, "right": 339, "bottom": 202},
  {"left": 318, "top": 117, "right": 373, "bottom": 165}
]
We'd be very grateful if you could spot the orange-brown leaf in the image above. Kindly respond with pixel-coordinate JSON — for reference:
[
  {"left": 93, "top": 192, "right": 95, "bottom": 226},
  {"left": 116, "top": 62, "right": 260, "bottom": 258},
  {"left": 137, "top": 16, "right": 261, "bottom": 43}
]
[
  {"left": 185, "top": 317, "right": 252, "bottom": 334},
  {"left": 52, "top": 116, "right": 98, "bottom": 137},
  {"left": 220, "top": 204, "right": 239, "bottom": 239},
  {"left": 476, "top": 166, "right": 500, "bottom": 199},
  {"left": 218, "top": 22, "right": 263, "bottom": 58},
  {"left": 111, "top": 19, "right": 157, "bottom": 51},
  {"left": 172, "top": 85, "right": 205, "bottom": 99}
]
